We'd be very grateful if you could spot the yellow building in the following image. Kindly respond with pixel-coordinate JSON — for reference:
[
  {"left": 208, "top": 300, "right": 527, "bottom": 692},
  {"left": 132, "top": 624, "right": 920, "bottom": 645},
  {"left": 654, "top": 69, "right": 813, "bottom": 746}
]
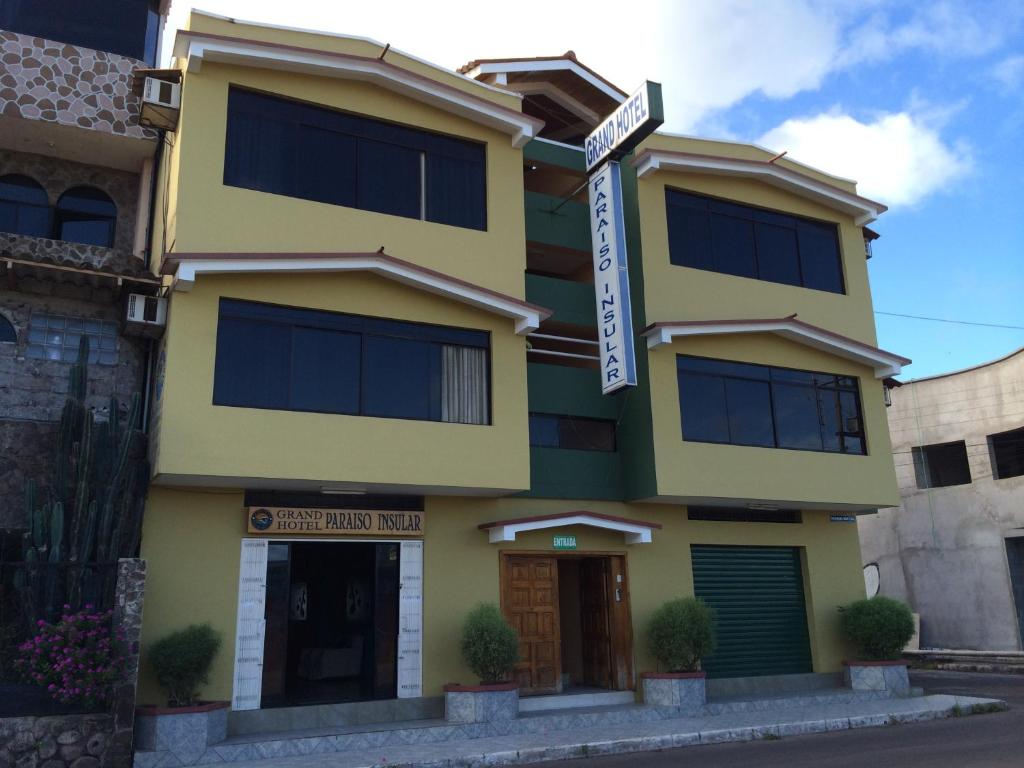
[{"left": 138, "top": 11, "right": 909, "bottom": 718}]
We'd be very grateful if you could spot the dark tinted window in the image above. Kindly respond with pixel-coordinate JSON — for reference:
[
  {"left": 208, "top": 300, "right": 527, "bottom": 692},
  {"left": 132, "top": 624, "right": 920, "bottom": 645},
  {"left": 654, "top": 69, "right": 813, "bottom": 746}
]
[
  {"left": 912, "top": 441, "right": 972, "bottom": 488},
  {"left": 0, "top": 175, "right": 50, "bottom": 237},
  {"left": 688, "top": 507, "right": 802, "bottom": 524},
  {"left": 224, "top": 88, "right": 486, "bottom": 230},
  {"left": 665, "top": 188, "right": 844, "bottom": 293},
  {"left": 990, "top": 427, "right": 1024, "bottom": 480},
  {"left": 54, "top": 186, "right": 116, "bottom": 248},
  {"left": 528, "top": 413, "right": 616, "bottom": 452},
  {"left": 0, "top": 0, "right": 161, "bottom": 64},
  {"left": 677, "top": 355, "right": 866, "bottom": 454},
  {"left": 213, "top": 299, "right": 489, "bottom": 424}
]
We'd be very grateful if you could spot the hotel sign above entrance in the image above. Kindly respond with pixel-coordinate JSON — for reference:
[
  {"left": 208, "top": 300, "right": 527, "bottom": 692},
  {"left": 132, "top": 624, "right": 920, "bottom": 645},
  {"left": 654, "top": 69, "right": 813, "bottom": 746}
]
[
  {"left": 246, "top": 507, "right": 425, "bottom": 537},
  {"left": 585, "top": 81, "right": 663, "bottom": 395}
]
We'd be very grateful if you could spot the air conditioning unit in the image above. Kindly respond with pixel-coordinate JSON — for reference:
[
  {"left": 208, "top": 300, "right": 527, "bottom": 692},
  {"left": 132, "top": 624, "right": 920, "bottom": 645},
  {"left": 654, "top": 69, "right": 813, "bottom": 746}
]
[
  {"left": 124, "top": 294, "right": 167, "bottom": 337},
  {"left": 140, "top": 77, "right": 181, "bottom": 130},
  {"left": 143, "top": 77, "right": 180, "bottom": 109}
]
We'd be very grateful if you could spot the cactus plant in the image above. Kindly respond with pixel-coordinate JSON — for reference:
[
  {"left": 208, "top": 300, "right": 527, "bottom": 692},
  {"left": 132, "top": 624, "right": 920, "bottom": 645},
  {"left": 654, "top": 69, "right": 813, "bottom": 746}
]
[{"left": 16, "top": 336, "right": 149, "bottom": 624}]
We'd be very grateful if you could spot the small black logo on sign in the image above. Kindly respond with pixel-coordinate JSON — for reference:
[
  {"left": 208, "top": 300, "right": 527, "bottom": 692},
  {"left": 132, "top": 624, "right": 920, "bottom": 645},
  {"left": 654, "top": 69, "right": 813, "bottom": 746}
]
[{"left": 250, "top": 508, "right": 274, "bottom": 531}]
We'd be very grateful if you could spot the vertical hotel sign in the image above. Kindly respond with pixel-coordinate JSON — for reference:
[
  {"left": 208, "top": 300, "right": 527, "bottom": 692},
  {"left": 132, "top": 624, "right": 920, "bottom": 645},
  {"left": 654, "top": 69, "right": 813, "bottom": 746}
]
[{"left": 585, "top": 81, "right": 663, "bottom": 394}]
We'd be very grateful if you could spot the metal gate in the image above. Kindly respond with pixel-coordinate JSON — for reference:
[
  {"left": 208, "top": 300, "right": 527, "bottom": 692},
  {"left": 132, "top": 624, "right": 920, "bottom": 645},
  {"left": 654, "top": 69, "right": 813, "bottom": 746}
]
[{"left": 691, "top": 545, "right": 812, "bottom": 678}]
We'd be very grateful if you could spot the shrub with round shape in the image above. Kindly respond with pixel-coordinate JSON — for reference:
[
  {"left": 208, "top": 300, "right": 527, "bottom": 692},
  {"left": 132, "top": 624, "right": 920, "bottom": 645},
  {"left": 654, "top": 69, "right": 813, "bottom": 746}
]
[
  {"left": 839, "top": 596, "right": 915, "bottom": 661},
  {"left": 460, "top": 603, "right": 519, "bottom": 685},
  {"left": 148, "top": 623, "right": 222, "bottom": 707},
  {"left": 647, "top": 597, "right": 716, "bottom": 673}
]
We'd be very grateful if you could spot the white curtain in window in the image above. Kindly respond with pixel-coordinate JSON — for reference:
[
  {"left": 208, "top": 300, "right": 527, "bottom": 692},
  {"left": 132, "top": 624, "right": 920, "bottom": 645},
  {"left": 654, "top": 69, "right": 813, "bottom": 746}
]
[{"left": 441, "top": 345, "right": 487, "bottom": 424}]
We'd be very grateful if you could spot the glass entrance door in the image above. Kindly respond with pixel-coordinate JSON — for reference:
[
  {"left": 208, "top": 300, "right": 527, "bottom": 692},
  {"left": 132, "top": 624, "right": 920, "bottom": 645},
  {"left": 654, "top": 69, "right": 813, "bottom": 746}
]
[{"left": 260, "top": 541, "right": 399, "bottom": 706}]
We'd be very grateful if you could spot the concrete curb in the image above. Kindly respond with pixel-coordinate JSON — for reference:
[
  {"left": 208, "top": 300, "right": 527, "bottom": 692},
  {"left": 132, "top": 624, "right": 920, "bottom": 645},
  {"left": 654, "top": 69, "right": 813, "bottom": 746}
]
[{"left": 360, "top": 696, "right": 1007, "bottom": 768}]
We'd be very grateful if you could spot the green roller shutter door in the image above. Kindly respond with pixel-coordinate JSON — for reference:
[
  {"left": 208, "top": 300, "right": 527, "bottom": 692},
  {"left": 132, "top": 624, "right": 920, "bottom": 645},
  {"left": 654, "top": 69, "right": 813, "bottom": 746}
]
[{"left": 691, "top": 545, "right": 813, "bottom": 678}]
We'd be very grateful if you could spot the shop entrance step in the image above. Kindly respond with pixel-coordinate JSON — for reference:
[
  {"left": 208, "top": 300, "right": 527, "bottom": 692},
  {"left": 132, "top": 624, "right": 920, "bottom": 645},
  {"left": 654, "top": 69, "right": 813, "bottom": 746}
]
[{"left": 518, "top": 688, "right": 635, "bottom": 712}]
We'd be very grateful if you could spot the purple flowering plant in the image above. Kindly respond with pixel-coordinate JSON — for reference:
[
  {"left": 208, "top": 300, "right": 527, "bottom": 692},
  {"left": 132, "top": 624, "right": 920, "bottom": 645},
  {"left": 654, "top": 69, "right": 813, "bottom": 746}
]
[{"left": 14, "top": 604, "right": 126, "bottom": 708}]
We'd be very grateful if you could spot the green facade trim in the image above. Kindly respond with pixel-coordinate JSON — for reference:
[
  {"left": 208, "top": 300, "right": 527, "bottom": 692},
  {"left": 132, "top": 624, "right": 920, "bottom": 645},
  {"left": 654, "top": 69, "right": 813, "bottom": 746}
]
[
  {"left": 523, "top": 138, "right": 586, "bottom": 172},
  {"left": 525, "top": 273, "right": 595, "bottom": 327},
  {"left": 524, "top": 190, "right": 590, "bottom": 253}
]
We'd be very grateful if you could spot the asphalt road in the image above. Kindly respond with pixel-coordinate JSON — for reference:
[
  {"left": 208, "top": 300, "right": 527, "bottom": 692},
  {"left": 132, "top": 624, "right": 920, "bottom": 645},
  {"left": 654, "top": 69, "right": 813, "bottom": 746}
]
[{"left": 530, "top": 671, "right": 1024, "bottom": 768}]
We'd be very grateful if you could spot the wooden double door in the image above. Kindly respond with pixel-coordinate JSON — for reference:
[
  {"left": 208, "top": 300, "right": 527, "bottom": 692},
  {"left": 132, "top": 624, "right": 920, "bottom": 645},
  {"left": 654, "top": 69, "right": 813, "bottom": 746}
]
[{"left": 501, "top": 554, "right": 633, "bottom": 695}]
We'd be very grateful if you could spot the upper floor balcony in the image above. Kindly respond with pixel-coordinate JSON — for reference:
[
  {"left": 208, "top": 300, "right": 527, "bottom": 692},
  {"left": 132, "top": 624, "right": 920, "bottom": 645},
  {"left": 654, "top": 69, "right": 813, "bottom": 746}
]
[{"left": 0, "top": 29, "right": 158, "bottom": 173}]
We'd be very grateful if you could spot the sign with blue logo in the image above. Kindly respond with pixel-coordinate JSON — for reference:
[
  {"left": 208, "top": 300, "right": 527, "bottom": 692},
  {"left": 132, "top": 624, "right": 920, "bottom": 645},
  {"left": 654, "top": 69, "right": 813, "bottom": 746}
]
[
  {"left": 830, "top": 514, "right": 857, "bottom": 523},
  {"left": 585, "top": 81, "right": 663, "bottom": 171},
  {"left": 589, "top": 161, "right": 637, "bottom": 394}
]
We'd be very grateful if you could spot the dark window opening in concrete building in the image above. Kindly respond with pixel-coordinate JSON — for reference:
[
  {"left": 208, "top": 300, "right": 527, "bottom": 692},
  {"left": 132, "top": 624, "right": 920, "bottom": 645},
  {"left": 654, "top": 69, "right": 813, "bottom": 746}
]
[
  {"left": 990, "top": 427, "right": 1024, "bottom": 480},
  {"left": 912, "top": 440, "right": 973, "bottom": 488}
]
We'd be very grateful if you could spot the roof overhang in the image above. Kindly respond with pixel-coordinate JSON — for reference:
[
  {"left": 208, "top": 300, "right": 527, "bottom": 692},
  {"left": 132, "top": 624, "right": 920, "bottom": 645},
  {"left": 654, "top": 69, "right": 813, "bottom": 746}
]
[
  {"left": 163, "top": 251, "right": 550, "bottom": 334},
  {"left": 632, "top": 149, "right": 887, "bottom": 226},
  {"left": 173, "top": 31, "right": 544, "bottom": 148},
  {"left": 643, "top": 316, "right": 911, "bottom": 378},
  {"left": 462, "top": 59, "right": 627, "bottom": 104},
  {"left": 478, "top": 511, "right": 662, "bottom": 544}
]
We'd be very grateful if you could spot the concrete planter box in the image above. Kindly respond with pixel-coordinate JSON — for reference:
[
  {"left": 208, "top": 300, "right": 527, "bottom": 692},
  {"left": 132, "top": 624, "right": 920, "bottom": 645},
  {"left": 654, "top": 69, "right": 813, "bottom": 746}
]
[
  {"left": 844, "top": 661, "right": 910, "bottom": 694},
  {"left": 134, "top": 701, "right": 229, "bottom": 759},
  {"left": 443, "top": 683, "right": 519, "bottom": 723},
  {"left": 641, "top": 672, "right": 706, "bottom": 710}
]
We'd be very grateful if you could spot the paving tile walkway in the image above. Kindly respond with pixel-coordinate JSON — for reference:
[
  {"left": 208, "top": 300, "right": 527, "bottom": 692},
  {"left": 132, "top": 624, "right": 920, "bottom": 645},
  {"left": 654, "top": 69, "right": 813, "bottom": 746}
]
[{"left": 209, "top": 693, "right": 1004, "bottom": 768}]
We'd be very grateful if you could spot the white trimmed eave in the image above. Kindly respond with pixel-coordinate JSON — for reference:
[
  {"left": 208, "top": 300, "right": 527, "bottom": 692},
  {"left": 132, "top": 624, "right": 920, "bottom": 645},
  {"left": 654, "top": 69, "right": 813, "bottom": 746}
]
[
  {"left": 644, "top": 320, "right": 909, "bottom": 378},
  {"left": 170, "top": 256, "right": 547, "bottom": 334},
  {"left": 483, "top": 514, "right": 656, "bottom": 545},
  {"left": 465, "top": 60, "right": 626, "bottom": 104},
  {"left": 633, "top": 151, "right": 886, "bottom": 226},
  {"left": 178, "top": 37, "right": 541, "bottom": 148}
]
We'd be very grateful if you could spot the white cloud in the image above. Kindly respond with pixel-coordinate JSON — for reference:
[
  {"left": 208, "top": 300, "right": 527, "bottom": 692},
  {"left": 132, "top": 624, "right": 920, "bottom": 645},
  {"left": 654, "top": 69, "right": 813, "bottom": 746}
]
[
  {"left": 837, "top": 2, "right": 1022, "bottom": 67},
  {"left": 163, "top": 0, "right": 844, "bottom": 132},
  {"left": 992, "top": 54, "right": 1024, "bottom": 90},
  {"left": 757, "top": 111, "right": 972, "bottom": 206}
]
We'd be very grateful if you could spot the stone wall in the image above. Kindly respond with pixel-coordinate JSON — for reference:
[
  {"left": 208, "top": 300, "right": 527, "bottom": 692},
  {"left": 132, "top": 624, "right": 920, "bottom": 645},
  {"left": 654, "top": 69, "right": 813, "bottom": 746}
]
[
  {"left": 0, "top": 561, "right": 147, "bottom": 768},
  {"left": 0, "top": 712, "right": 114, "bottom": 768},
  {"left": 0, "top": 280, "right": 147, "bottom": 529},
  {"left": 0, "top": 149, "right": 142, "bottom": 257},
  {"left": 0, "top": 30, "right": 156, "bottom": 142}
]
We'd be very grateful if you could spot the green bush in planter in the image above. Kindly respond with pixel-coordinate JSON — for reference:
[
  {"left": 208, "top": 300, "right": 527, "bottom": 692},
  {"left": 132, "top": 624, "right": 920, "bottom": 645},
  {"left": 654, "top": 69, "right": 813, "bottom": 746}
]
[
  {"left": 839, "top": 596, "right": 914, "bottom": 661},
  {"left": 460, "top": 603, "right": 520, "bottom": 685},
  {"left": 148, "top": 623, "right": 222, "bottom": 706},
  {"left": 647, "top": 598, "right": 715, "bottom": 673}
]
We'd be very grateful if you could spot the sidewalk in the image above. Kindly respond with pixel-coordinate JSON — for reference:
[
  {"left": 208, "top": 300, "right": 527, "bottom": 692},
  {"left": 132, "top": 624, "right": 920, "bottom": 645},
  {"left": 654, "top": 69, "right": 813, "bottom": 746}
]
[{"left": 209, "top": 693, "right": 1005, "bottom": 768}]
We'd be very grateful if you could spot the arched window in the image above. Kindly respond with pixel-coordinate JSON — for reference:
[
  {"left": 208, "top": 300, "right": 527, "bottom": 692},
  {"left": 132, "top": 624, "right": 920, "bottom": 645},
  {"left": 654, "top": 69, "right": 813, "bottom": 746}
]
[
  {"left": 0, "top": 174, "right": 50, "bottom": 238},
  {"left": 54, "top": 186, "right": 116, "bottom": 248},
  {"left": 0, "top": 314, "right": 15, "bottom": 343}
]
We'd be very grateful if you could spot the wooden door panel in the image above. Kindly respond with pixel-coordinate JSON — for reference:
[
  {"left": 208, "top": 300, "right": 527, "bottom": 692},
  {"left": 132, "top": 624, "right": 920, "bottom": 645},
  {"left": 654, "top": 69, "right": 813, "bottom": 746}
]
[
  {"left": 580, "top": 558, "right": 612, "bottom": 689},
  {"left": 503, "top": 556, "right": 561, "bottom": 695}
]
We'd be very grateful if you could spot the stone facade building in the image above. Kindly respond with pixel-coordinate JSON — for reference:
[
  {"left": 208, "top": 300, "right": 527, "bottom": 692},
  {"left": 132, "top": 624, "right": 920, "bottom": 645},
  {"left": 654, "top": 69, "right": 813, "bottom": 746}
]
[
  {"left": 859, "top": 346, "right": 1024, "bottom": 651},
  {"left": 0, "top": 3, "right": 167, "bottom": 533}
]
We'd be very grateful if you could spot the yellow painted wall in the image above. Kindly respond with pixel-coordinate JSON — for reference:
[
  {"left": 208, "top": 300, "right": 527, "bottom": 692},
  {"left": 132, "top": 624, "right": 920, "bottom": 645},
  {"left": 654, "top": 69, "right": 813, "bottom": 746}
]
[
  {"left": 138, "top": 487, "right": 245, "bottom": 705},
  {"left": 164, "top": 58, "right": 528, "bottom": 297},
  {"left": 645, "top": 333, "right": 900, "bottom": 509},
  {"left": 151, "top": 272, "right": 530, "bottom": 492},
  {"left": 138, "top": 491, "right": 865, "bottom": 705},
  {"left": 634, "top": 133, "right": 879, "bottom": 345}
]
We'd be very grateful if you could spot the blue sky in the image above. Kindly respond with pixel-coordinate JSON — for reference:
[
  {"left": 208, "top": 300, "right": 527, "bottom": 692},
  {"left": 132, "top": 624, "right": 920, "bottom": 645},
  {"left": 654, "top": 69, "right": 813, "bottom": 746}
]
[{"left": 165, "top": 1, "right": 1024, "bottom": 378}]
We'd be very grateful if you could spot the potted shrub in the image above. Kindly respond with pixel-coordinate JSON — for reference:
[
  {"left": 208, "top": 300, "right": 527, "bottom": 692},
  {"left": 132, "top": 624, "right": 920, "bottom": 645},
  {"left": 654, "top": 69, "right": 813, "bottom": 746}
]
[
  {"left": 642, "top": 597, "right": 715, "bottom": 710},
  {"left": 839, "top": 596, "right": 915, "bottom": 694},
  {"left": 444, "top": 603, "right": 520, "bottom": 724},
  {"left": 134, "top": 624, "right": 227, "bottom": 760}
]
